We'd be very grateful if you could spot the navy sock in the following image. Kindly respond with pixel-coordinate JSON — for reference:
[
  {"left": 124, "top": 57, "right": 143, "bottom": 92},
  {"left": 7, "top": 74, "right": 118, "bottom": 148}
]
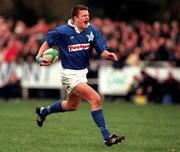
[
  {"left": 91, "top": 109, "right": 110, "bottom": 141},
  {"left": 41, "top": 100, "right": 64, "bottom": 117}
]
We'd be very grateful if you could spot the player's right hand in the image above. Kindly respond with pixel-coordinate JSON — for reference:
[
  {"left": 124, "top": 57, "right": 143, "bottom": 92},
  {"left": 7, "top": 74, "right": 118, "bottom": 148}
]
[
  {"left": 35, "top": 55, "right": 42, "bottom": 63},
  {"left": 35, "top": 55, "right": 51, "bottom": 66}
]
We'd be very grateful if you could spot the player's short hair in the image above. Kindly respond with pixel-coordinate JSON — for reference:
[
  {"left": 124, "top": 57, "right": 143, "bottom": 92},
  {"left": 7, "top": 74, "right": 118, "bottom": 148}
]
[{"left": 71, "top": 5, "right": 89, "bottom": 19}]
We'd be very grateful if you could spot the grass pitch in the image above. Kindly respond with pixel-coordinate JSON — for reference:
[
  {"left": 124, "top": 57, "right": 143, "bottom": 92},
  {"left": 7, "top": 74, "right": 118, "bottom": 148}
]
[{"left": 0, "top": 99, "right": 179, "bottom": 152}]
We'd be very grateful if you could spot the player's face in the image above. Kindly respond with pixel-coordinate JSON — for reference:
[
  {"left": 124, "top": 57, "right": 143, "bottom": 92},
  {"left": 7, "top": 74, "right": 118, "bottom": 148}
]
[{"left": 74, "top": 10, "right": 89, "bottom": 31}]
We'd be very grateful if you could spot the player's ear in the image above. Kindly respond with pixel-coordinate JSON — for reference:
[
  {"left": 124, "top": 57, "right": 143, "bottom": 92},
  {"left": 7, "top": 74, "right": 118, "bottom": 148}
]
[{"left": 74, "top": 15, "right": 79, "bottom": 21}]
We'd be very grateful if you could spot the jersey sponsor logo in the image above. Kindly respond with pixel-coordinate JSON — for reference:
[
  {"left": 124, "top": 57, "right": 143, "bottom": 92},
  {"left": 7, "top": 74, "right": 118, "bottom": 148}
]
[{"left": 68, "top": 43, "right": 90, "bottom": 52}]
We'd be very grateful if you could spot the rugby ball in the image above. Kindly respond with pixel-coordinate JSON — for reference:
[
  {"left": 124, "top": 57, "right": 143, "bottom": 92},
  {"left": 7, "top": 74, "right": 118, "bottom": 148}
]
[{"left": 42, "top": 48, "right": 59, "bottom": 64}]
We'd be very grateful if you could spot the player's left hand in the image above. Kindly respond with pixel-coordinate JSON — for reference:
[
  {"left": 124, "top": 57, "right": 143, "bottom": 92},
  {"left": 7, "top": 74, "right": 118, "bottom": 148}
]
[{"left": 108, "top": 52, "right": 118, "bottom": 62}]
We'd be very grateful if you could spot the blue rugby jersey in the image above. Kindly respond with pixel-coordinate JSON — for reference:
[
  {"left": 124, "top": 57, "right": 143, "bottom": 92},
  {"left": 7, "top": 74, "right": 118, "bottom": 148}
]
[{"left": 46, "top": 21, "right": 107, "bottom": 70}]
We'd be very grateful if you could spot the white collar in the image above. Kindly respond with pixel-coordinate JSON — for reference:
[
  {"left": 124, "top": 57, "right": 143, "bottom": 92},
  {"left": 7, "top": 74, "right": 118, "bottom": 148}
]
[{"left": 68, "top": 19, "right": 89, "bottom": 34}]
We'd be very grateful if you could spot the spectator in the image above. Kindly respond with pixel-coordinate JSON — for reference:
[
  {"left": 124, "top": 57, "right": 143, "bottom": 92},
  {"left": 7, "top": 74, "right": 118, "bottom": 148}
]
[
  {"left": 160, "top": 72, "right": 179, "bottom": 104},
  {"left": 126, "top": 75, "right": 141, "bottom": 101},
  {"left": 139, "top": 70, "right": 160, "bottom": 103},
  {"left": 125, "top": 47, "right": 141, "bottom": 66},
  {"left": 3, "top": 37, "right": 20, "bottom": 63},
  {"left": 1, "top": 72, "right": 21, "bottom": 101}
]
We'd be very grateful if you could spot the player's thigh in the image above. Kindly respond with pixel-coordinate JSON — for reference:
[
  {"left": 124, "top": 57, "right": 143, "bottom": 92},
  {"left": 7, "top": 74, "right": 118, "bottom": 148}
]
[{"left": 72, "top": 82, "right": 101, "bottom": 104}]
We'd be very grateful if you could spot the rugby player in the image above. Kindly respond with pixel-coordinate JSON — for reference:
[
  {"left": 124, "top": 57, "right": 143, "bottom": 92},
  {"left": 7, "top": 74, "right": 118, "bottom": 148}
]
[{"left": 35, "top": 4, "right": 125, "bottom": 146}]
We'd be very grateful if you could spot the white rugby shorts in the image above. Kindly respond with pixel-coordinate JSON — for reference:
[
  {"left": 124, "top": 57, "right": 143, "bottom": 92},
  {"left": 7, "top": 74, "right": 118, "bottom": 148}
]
[{"left": 61, "top": 68, "right": 88, "bottom": 94}]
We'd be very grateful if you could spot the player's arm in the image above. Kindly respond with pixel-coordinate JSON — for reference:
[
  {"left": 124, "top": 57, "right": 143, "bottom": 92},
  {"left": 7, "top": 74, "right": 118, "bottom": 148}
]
[
  {"left": 91, "top": 26, "right": 118, "bottom": 62},
  {"left": 36, "top": 28, "right": 60, "bottom": 66},
  {"left": 100, "top": 50, "right": 118, "bottom": 62},
  {"left": 37, "top": 41, "right": 49, "bottom": 57},
  {"left": 35, "top": 41, "right": 51, "bottom": 66}
]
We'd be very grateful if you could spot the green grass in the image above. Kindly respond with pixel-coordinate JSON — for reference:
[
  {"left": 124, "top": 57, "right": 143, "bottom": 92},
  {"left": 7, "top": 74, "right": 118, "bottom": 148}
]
[{"left": 0, "top": 99, "right": 179, "bottom": 152}]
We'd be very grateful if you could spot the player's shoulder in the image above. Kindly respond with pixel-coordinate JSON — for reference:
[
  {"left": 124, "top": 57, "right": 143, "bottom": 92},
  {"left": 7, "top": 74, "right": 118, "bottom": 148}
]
[
  {"left": 88, "top": 24, "right": 99, "bottom": 31},
  {"left": 56, "top": 24, "right": 72, "bottom": 34},
  {"left": 88, "top": 24, "right": 101, "bottom": 35},
  {"left": 85, "top": 24, "right": 101, "bottom": 38}
]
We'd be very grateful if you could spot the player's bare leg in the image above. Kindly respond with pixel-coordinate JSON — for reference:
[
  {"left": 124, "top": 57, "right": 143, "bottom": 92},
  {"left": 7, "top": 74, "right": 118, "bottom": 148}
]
[
  {"left": 72, "top": 82, "right": 102, "bottom": 110},
  {"left": 36, "top": 93, "right": 81, "bottom": 127},
  {"left": 61, "top": 93, "right": 81, "bottom": 111},
  {"left": 72, "top": 82, "right": 125, "bottom": 146}
]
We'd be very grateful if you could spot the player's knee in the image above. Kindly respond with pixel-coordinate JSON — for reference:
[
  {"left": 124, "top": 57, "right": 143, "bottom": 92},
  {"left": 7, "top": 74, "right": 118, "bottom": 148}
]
[
  {"left": 69, "top": 107, "right": 77, "bottom": 111},
  {"left": 90, "top": 94, "right": 101, "bottom": 108},
  {"left": 67, "top": 103, "right": 78, "bottom": 111}
]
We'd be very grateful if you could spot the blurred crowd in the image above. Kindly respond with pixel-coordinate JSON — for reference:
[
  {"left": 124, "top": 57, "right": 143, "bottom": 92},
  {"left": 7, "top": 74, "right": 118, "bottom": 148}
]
[
  {"left": 0, "top": 16, "right": 180, "bottom": 66},
  {"left": 91, "top": 18, "right": 180, "bottom": 67},
  {"left": 0, "top": 16, "right": 50, "bottom": 64},
  {"left": 0, "top": 16, "right": 180, "bottom": 103},
  {"left": 127, "top": 70, "right": 180, "bottom": 104}
]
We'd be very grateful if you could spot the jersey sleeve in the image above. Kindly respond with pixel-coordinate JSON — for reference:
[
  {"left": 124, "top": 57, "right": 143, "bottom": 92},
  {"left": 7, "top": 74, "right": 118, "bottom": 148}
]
[
  {"left": 46, "top": 28, "right": 60, "bottom": 47},
  {"left": 92, "top": 27, "right": 108, "bottom": 55}
]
